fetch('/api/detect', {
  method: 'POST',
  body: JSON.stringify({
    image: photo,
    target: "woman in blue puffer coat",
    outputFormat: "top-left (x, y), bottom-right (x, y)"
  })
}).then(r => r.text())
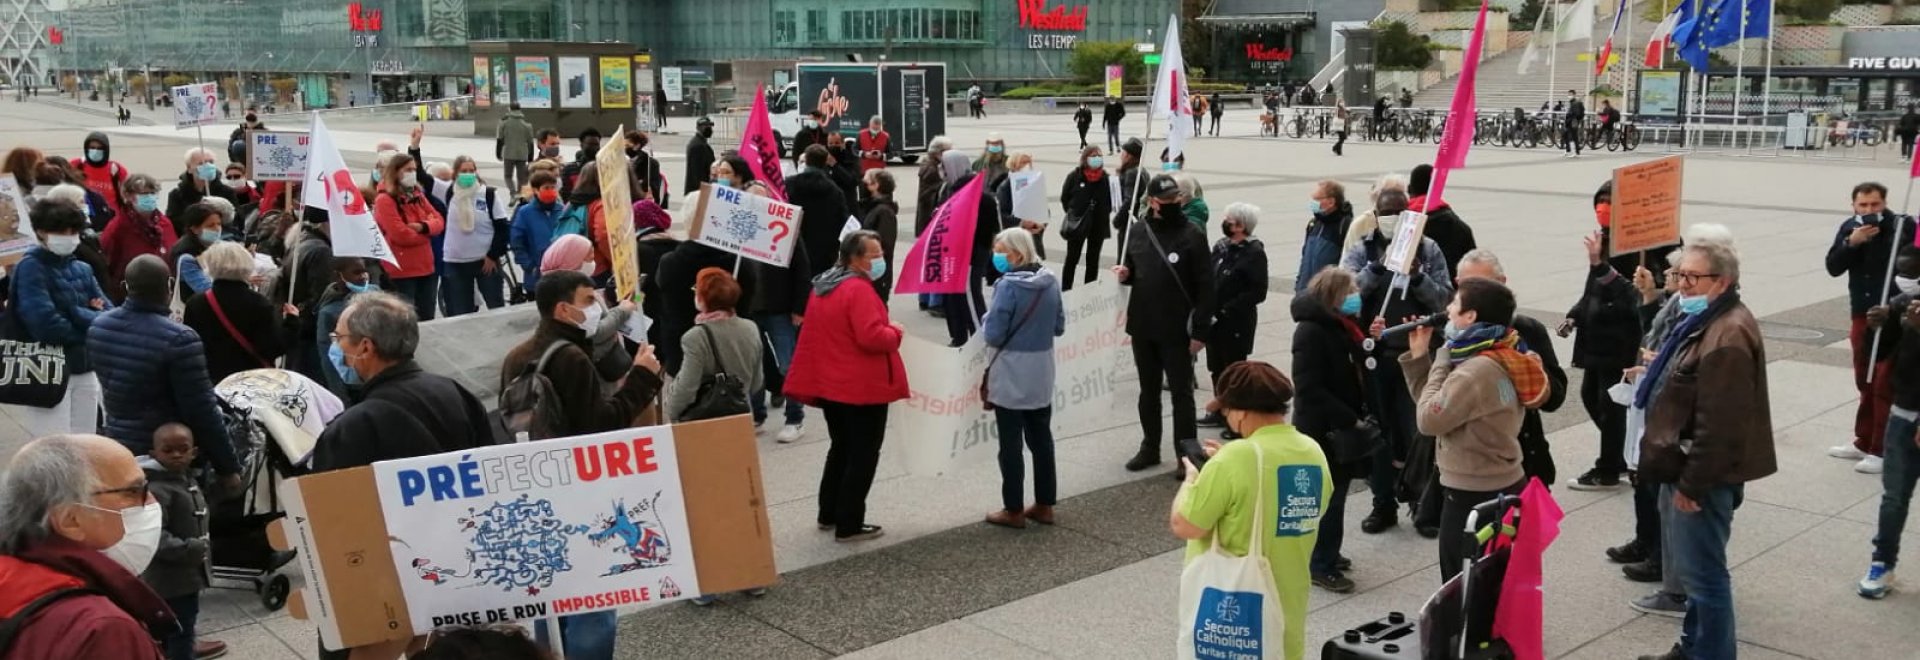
top-left (1, 198), bottom-right (111, 435)
top-left (980, 227), bottom-right (1066, 529)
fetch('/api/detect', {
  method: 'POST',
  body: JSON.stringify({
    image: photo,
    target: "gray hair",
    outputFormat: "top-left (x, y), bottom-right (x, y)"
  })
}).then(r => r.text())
top-left (993, 227), bottom-right (1038, 266)
top-left (40, 183), bottom-right (88, 209)
top-left (372, 149), bottom-right (399, 174)
top-left (0, 435), bottom-right (100, 554)
top-left (1222, 202), bottom-right (1260, 235)
top-left (200, 196), bottom-right (235, 225)
top-left (929, 135), bottom-right (953, 156)
top-left (1683, 242), bottom-right (1741, 283)
top-left (1371, 174), bottom-right (1407, 206)
top-left (1682, 223), bottom-right (1735, 251)
top-left (343, 291), bottom-right (420, 361)
top-left (425, 161), bottom-right (453, 180)
top-left (869, 115), bottom-right (884, 126)
top-left (1458, 248), bottom-right (1506, 279)
top-left (200, 242), bottom-right (255, 282)
top-left (1172, 172), bottom-right (1203, 200)
top-left (183, 147), bottom-right (217, 168)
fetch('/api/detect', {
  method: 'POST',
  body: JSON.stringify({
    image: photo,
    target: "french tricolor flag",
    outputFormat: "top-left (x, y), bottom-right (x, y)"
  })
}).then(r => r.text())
top-left (1595, 0), bottom-right (1627, 76)
top-left (1644, 7), bottom-right (1682, 68)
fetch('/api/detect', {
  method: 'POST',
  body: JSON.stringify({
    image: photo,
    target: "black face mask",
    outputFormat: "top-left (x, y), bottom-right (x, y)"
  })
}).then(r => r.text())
top-left (582, 140), bottom-right (600, 154)
top-left (1156, 202), bottom-right (1184, 225)
top-left (626, 147), bottom-right (642, 158)
top-left (698, 127), bottom-right (713, 138)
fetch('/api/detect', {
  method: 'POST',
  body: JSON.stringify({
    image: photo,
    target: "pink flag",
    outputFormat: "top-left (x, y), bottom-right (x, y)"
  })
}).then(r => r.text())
top-left (1910, 147), bottom-right (1919, 180)
top-left (1429, 0), bottom-right (1490, 205)
top-left (893, 174), bottom-right (985, 295)
top-left (740, 85), bottom-right (787, 201)
top-left (1489, 478), bottom-right (1564, 660)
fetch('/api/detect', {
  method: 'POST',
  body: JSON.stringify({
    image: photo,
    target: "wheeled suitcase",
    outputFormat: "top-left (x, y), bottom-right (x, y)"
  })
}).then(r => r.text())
top-left (1321, 611), bottom-right (1421, 660)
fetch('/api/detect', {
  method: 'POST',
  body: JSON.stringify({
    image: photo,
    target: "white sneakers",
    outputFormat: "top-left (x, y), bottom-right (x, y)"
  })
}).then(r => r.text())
top-left (1859, 561), bottom-right (1895, 599)
top-left (775, 423), bottom-right (804, 444)
top-left (1828, 445), bottom-right (1884, 473)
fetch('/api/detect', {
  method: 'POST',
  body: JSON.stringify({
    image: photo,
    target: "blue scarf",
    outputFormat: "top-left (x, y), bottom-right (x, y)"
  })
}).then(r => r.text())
top-left (1634, 302), bottom-right (1712, 409)
top-left (1445, 322), bottom-right (1520, 362)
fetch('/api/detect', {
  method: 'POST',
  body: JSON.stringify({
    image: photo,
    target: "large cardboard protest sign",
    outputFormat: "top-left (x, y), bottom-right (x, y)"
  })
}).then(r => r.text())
top-left (271, 416), bottom-right (775, 651)
top-left (247, 131), bottom-right (311, 182)
top-left (1610, 155), bottom-right (1685, 257)
top-left (595, 131), bottom-right (641, 301)
top-left (0, 178), bottom-right (34, 266)
top-left (171, 82), bottom-right (220, 129)
top-left (893, 280), bottom-right (1129, 476)
top-left (686, 183), bottom-right (803, 268)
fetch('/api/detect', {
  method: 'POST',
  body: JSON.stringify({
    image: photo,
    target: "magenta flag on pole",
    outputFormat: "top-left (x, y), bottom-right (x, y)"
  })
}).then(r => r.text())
top-left (740, 85), bottom-right (787, 201)
top-left (1430, 0), bottom-right (1490, 203)
top-left (1489, 478), bottom-right (1565, 660)
top-left (894, 174), bottom-right (985, 295)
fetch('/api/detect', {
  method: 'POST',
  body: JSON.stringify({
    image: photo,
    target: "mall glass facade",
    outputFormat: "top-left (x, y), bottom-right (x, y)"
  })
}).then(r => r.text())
top-left (55, 0), bottom-right (1173, 103)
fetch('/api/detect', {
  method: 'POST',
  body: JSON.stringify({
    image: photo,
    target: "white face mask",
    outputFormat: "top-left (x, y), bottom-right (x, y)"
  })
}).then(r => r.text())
top-left (45, 234), bottom-right (81, 256)
top-left (95, 501), bottom-right (163, 575)
top-left (574, 301), bottom-right (604, 335)
top-left (1897, 275), bottom-right (1920, 295)
top-left (1377, 213), bottom-right (1402, 236)
top-left (577, 260), bottom-right (596, 275)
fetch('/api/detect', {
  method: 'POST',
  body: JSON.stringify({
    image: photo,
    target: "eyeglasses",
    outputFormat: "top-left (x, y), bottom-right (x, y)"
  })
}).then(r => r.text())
top-left (328, 332), bottom-right (359, 343)
top-left (1669, 271), bottom-right (1723, 286)
top-left (92, 479), bottom-right (150, 502)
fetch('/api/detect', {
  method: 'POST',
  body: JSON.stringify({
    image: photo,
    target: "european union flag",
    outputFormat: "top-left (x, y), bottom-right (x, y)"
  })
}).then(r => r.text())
top-left (1674, 0), bottom-right (1715, 71)
top-left (1703, 0), bottom-right (1770, 48)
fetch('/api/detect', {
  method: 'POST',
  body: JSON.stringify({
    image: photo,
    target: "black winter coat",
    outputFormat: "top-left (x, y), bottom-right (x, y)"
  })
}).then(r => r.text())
top-left (310, 361), bottom-right (490, 472)
top-left (86, 300), bottom-right (240, 475)
top-left (1209, 238), bottom-right (1268, 353)
top-left (183, 279), bottom-right (288, 384)
top-left (787, 169), bottom-right (853, 279)
top-left (1420, 204), bottom-right (1477, 278)
top-left (915, 159), bottom-right (943, 236)
top-left (1883, 290), bottom-right (1920, 411)
top-left (858, 197), bottom-right (899, 299)
top-left (1113, 164), bottom-right (1147, 234)
top-left (1060, 168), bottom-right (1114, 241)
top-left (684, 133), bottom-right (715, 195)
top-left (945, 172), bottom-right (1004, 281)
top-left (139, 461), bottom-right (209, 599)
top-left (1513, 314), bottom-right (1570, 486)
top-left (1121, 211), bottom-right (1213, 342)
top-left (1565, 262), bottom-right (1644, 369)
top-left (656, 241), bottom-right (752, 376)
top-left (1102, 101), bottom-right (1127, 127)
top-left (164, 173), bottom-right (237, 233)
top-left (1290, 295), bottom-right (1371, 474)
top-left (1827, 213), bottom-right (1918, 315)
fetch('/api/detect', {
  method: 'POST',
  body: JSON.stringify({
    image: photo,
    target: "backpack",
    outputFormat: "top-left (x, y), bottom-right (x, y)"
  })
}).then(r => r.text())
top-left (676, 325), bottom-right (749, 421)
top-left (497, 340), bottom-right (573, 441)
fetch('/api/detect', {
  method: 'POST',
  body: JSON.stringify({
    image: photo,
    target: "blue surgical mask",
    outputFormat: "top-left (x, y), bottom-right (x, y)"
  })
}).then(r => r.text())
top-left (1339, 293), bottom-right (1362, 316)
top-left (198, 229), bottom-right (223, 244)
top-left (1443, 321), bottom-right (1464, 341)
top-left (715, 177), bottom-right (732, 189)
top-left (195, 163), bottom-right (219, 181)
top-left (370, 171), bottom-right (382, 184)
top-left (345, 280), bottom-right (376, 294)
top-left (868, 257), bottom-right (888, 281)
top-left (134, 194), bottom-right (159, 213)
top-left (328, 342), bottom-right (362, 385)
top-left (991, 253), bottom-right (1011, 273)
top-left (987, 145), bottom-right (1004, 154)
top-left (1087, 157), bottom-right (1104, 168)
top-left (1677, 294), bottom-right (1709, 315)
top-left (86, 148), bottom-right (106, 164)
top-left (1308, 201), bottom-right (1323, 216)
top-left (1162, 162), bottom-right (1179, 171)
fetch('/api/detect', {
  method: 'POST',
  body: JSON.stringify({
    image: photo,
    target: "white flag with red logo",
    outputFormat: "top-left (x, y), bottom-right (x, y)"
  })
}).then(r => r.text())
top-left (1147, 13), bottom-right (1193, 162)
top-left (303, 114), bottom-right (395, 266)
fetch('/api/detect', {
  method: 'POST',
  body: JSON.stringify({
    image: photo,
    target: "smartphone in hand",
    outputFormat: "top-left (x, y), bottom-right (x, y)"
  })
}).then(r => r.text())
top-left (1177, 438), bottom-right (1209, 473)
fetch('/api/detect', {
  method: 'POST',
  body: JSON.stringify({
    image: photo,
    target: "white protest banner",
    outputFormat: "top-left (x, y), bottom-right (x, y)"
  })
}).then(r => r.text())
top-left (248, 131), bottom-right (311, 182)
top-left (304, 114), bottom-right (397, 266)
top-left (171, 82), bottom-right (220, 129)
top-left (686, 184), bottom-right (802, 268)
top-left (1383, 210), bottom-right (1429, 275)
top-left (893, 280), bottom-right (1129, 476)
top-left (372, 425), bottom-right (700, 633)
top-left (1009, 170), bottom-right (1050, 223)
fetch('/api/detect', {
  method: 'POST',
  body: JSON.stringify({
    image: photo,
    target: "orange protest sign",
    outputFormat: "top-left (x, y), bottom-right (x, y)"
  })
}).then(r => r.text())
top-left (1609, 155), bottom-right (1684, 257)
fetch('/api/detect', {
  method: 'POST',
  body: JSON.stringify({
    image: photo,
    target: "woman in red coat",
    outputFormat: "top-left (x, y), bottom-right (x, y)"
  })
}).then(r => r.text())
top-left (784, 229), bottom-right (908, 543)
top-left (371, 153), bottom-right (446, 320)
top-left (99, 173), bottom-right (175, 303)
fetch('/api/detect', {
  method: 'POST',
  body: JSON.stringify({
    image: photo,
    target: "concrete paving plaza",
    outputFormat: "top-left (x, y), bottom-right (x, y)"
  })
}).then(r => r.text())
top-left (3, 97), bottom-right (1918, 658)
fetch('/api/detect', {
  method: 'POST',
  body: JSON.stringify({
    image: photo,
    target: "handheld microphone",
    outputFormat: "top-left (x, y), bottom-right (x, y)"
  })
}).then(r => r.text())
top-left (1381, 312), bottom-right (1449, 337)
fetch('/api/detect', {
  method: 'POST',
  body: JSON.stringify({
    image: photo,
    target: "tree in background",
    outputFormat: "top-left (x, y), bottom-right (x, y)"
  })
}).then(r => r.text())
top-left (1374, 21), bottom-right (1435, 70)
top-left (1069, 41), bottom-right (1150, 86)
top-left (1512, 0), bottom-right (1546, 30)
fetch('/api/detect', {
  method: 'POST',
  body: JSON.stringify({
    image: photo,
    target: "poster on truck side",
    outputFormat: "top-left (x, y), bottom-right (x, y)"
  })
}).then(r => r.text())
top-left (371, 426), bottom-right (699, 634)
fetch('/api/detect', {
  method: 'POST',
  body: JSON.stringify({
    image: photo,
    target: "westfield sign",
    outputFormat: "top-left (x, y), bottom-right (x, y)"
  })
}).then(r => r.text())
top-left (1246, 44), bottom-right (1293, 62)
top-left (347, 2), bottom-right (383, 32)
top-left (1018, 0), bottom-right (1088, 32)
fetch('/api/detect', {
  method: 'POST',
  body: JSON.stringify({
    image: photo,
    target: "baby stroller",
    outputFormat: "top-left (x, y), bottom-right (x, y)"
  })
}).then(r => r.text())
top-left (1322, 495), bottom-right (1527, 660)
top-left (207, 369), bottom-right (339, 610)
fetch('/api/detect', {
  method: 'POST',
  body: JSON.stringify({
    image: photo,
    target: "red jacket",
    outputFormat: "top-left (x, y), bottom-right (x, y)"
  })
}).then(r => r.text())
top-left (784, 273), bottom-right (908, 406)
top-left (100, 209), bottom-right (175, 302)
top-left (371, 188), bottom-right (446, 279)
top-left (0, 536), bottom-right (172, 660)
top-left (857, 129), bottom-right (890, 173)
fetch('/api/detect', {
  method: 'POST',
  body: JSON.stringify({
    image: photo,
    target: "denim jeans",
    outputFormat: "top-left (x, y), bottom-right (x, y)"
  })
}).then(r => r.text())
top-left (994, 406), bottom-right (1057, 513)
top-left (163, 593), bottom-right (199, 660)
top-left (533, 611), bottom-right (615, 660)
top-left (751, 314), bottom-right (804, 426)
top-left (1872, 409), bottom-right (1920, 569)
top-left (1310, 475), bottom-right (1351, 576)
top-left (441, 260), bottom-right (505, 317)
top-left (1666, 483), bottom-right (1743, 660)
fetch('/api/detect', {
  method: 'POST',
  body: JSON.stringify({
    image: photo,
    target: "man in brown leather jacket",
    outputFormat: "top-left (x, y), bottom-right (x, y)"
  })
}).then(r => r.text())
top-left (1634, 242), bottom-right (1775, 660)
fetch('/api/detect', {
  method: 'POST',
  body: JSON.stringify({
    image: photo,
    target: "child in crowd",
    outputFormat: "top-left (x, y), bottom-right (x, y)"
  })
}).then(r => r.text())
top-left (140, 422), bottom-right (227, 660)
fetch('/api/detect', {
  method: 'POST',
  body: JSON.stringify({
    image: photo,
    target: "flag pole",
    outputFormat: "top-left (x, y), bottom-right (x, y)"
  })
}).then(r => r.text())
top-left (1867, 178), bottom-right (1917, 381)
top-left (1735, 0), bottom-right (1748, 126)
top-left (1550, 1), bottom-right (1560, 110)
top-left (1585, 0), bottom-right (1595, 104)
top-left (1622, 0), bottom-right (1635, 121)
top-left (1761, 0), bottom-right (1776, 120)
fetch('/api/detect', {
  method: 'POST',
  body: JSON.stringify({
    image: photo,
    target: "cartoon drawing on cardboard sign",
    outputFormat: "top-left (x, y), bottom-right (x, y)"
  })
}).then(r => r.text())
top-left (719, 207), bottom-right (762, 246)
top-left (403, 495), bottom-right (590, 596)
top-left (587, 491), bottom-right (676, 576)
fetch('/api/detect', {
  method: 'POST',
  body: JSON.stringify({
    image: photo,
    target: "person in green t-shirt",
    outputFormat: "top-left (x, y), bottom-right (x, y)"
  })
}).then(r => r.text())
top-left (1171, 361), bottom-right (1333, 660)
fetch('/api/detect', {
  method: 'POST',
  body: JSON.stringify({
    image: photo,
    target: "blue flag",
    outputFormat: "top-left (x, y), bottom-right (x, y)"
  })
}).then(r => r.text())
top-left (1674, 0), bottom-right (1713, 71)
top-left (1742, 0), bottom-right (1772, 39)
